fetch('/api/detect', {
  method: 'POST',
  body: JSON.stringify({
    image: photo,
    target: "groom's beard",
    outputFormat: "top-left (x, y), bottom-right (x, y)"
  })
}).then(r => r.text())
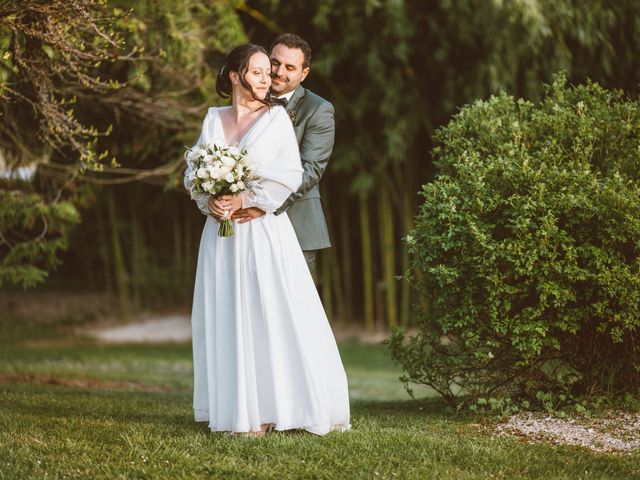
top-left (271, 76), bottom-right (294, 95)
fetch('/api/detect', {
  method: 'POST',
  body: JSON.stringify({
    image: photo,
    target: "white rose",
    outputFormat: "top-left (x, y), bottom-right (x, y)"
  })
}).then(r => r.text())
top-left (234, 165), bottom-right (244, 175)
top-left (235, 181), bottom-right (245, 190)
top-left (221, 155), bottom-right (235, 167)
top-left (208, 165), bottom-right (221, 180)
top-left (227, 145), bottom-right (240, 156)
top-left (203, 154), bottom-right (214, 164)
top-left (196, 146), bottom-right (207, 157)
top-left (218, 166), bottom-right (231, 178)
top-left (224, 173), bottom-right (235, 183)
top-left (202, 181), bottom-right (213, 193)
top-left (230, 184), bottom-right (239, 193)
top-left (197, 167), bottom-right (208, 179)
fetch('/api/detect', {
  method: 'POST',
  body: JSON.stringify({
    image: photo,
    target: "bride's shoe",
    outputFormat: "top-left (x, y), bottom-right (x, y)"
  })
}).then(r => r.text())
top-left (230, 423), bottom-right (274, 438)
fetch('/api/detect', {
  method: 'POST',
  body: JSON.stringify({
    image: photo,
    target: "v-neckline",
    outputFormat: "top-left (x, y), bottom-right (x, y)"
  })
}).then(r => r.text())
top-left (215, 107), bottom-right (267, 147)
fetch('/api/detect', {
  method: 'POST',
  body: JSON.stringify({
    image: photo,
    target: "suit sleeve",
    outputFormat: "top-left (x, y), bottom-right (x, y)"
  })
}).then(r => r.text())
top-left (276, 101), bottom-right (335, 213)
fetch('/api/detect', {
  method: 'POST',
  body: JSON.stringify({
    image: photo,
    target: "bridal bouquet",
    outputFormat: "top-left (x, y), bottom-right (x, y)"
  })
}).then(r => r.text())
top-left (185, 141), bottom-right (255, 237)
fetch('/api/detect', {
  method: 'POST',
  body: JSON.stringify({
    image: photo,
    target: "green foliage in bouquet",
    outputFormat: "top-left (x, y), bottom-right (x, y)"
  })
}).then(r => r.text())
top-left (389, 74), bottom-right (640, 406)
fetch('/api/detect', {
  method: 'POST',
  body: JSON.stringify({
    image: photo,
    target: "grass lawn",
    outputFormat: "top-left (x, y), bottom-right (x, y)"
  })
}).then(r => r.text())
top-left (0, 316), bottom-right (638, 479)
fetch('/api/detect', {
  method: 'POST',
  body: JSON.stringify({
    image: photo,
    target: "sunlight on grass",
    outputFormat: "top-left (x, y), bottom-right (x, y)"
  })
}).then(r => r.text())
top-left (0, 317), bottom-right (638, 479)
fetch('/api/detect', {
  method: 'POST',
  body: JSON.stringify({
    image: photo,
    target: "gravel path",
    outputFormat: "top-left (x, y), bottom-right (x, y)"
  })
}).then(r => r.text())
top-left (498, 411), bottom-right (640, 453)
top-left (79, 315), bottom-right (192, 343)
top-left (78, 315), bottom-right (389, 344)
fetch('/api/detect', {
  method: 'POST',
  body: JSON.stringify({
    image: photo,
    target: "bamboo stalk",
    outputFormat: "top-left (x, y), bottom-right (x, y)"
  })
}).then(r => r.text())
top-left (322, 188), bottom-right (346, 323)
top-left (96, 190), bottom-right (114, 295)
top-left (359, 191), bottom-right (375, 331)
top-left (379, 187), bottom-right (398, 327)
top-left (130, 212), bottom-right (143, 309)
top-left (339, 199), bottom-right (353, 322)
top-left (96, 192), bottom-right (112, 295)
top-left (173, 202), bottom-right (183, 304)
top-left (107, 189), bottom-right (131, 316)
top-left (400, 190), bottom-right (412, 326)
top-left (184, 203), bottom-right (193, 289)
top-left (328, 241), bottom-right (346, 324)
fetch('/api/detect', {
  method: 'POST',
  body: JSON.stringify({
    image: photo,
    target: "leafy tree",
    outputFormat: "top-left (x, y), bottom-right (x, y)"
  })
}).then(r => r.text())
top-left (0, 0), bottom-right (127, 288)
top-left (0, 0), bottom-right (245, 291)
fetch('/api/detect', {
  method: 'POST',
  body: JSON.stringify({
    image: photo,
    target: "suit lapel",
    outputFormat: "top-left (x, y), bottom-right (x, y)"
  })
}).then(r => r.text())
top-left (286, 85), bottom-right (306, 121)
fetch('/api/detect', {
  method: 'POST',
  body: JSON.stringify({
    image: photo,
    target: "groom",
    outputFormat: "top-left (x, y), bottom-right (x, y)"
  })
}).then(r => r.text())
top-left (234, 33), bottom-right (335, 275)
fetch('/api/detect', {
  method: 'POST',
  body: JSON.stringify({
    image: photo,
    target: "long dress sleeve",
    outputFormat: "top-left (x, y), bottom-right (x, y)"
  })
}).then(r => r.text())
top-left (241, 107), bottom-right (302, 214)
top-left (241, 180), bottom-right (296, 214)
top-left (184, 112), bottom-right (211, 216)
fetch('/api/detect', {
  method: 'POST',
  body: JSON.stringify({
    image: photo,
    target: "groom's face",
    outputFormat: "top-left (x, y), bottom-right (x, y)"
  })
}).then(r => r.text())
top-left (270, 44), bottom-right (309, 95)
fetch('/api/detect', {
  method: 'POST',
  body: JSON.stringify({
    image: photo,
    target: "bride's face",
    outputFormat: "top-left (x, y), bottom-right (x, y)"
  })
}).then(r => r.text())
top-left (238, 52), bottom-right (272, 101)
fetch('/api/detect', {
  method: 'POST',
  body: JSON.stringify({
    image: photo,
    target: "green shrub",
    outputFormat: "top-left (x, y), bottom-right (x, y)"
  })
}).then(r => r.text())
top-left (389, 75), bottom-right (640, 406)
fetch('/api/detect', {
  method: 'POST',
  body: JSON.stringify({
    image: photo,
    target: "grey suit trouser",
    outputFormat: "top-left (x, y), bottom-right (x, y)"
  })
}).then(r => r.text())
top-left (303, 250), bottom-right (317, 282)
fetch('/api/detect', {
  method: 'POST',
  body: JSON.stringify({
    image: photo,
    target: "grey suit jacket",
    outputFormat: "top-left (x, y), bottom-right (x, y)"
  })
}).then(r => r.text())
top-left (275, 85), bottom-right (334, 251)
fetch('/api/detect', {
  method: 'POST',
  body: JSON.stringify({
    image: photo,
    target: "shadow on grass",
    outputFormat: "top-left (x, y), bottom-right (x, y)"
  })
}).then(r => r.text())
top-left (0, 381), bottom-right (460, 433)
top-left (0, 384), bottom-right (191, 427)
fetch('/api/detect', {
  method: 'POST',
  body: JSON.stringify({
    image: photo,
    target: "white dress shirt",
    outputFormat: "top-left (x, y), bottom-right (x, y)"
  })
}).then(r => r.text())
top-left (278, 89), bottom-right (296, 103)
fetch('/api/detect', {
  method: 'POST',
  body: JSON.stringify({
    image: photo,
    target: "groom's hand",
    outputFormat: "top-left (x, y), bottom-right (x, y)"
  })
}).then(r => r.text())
top-left (233, 207), bottom-right (265, 223)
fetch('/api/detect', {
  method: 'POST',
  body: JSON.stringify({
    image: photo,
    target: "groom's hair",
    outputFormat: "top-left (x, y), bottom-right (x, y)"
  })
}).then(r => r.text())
top-left (270, 33), bottom-right (312, 69)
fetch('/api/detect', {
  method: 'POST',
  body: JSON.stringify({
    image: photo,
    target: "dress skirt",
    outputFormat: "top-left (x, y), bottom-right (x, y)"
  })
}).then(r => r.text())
top-left (190, 213), bottom-right (350, 435)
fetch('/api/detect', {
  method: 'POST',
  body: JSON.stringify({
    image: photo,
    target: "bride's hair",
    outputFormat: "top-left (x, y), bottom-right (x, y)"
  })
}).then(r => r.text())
top-left (216, 44), bottom-right (275, 107)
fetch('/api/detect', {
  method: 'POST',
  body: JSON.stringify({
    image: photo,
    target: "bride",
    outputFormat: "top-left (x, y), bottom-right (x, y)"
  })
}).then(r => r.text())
top-left (184, 43), bottom-right (350, 436)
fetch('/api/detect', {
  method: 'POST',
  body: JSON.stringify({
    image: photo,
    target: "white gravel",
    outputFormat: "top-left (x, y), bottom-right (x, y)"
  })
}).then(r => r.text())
top-left (77, 315), bottom-right (389, 344)
top-left (497, 411), bottom-right (640, 453)
top-left (79, 315), bottom-right (192, 343)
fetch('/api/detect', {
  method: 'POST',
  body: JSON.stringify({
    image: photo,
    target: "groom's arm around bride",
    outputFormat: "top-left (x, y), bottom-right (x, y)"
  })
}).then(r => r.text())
top-left (235, 33), bottom-right (335, 275)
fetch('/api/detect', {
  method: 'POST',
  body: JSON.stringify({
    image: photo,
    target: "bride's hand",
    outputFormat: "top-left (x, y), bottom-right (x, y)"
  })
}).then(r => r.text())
top-left (209, 194), bottom-right (242, 219)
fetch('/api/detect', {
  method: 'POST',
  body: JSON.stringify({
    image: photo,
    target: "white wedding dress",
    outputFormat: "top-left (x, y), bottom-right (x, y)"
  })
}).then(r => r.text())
top-left (185, 105), bottom-right (350, 435)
